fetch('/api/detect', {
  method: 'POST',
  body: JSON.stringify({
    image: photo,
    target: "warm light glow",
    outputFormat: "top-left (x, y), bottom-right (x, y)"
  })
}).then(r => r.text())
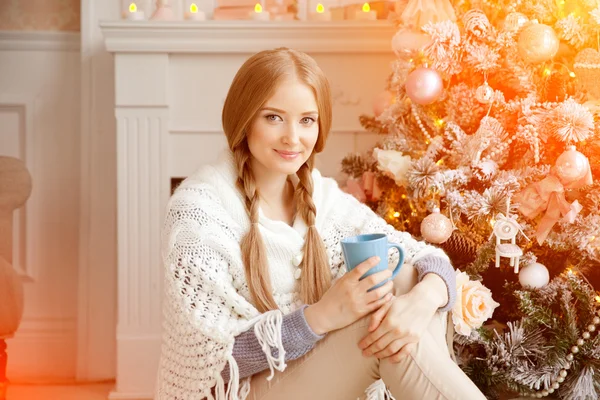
top-left (434, 118), bottom-right (445, 127)
top-left (490, 217), bottom-right (496, 227)
top-left (559, 0), bottom-right (565, 4)
top-left (589, 235), bottom-right (596, 242)
top-left (190, 3), bottom-right (198, 13)
top-left (543, 68), bottom-right (552, 77)
top-left (316, 3), bottom-right (325, 13)
top-left (393, 212), bottom-right (400, 218)
top-left (569, 71), bottom-right (576, 78)
top-left (362, 2), bottom-right (371, 12)
top-left (401, 194), bottom-right (407, 199)
top-left (255, 3), bottom-right (263, 13)
top-left (436, 159), bottom-right (444, 166)
top-left (129, 2), bottom-right (137, 12)
top-left (567, 268), bottom-right (574, 275)
top-left (596, 295), bottom-right (600, 303)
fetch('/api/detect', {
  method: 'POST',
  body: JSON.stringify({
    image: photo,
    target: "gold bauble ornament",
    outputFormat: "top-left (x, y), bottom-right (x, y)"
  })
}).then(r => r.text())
top-left (420, 208), bottom-right (453, 244)
top-left (518, 23), bottom-right (559, 64)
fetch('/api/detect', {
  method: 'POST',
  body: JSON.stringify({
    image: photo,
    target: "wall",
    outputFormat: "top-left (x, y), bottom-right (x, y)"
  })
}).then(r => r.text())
top-left (0, 30), bottom-right (81, 381)
top-left (0, 0), bottom-right (80, 31)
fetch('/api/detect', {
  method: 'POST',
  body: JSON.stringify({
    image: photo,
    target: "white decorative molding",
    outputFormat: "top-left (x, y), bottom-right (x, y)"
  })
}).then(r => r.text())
top-left (0, 31), bottom-right (80, 52)
top-left (111, 107), bottom-right (169, 398)
top-left (100, 21), bottom-right (396, 53)
top-left (0, 94), bottom-right (37, 282)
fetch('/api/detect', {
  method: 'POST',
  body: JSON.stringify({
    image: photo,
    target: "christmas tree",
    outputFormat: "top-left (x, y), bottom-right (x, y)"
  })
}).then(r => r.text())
top-left (341, 0), bottom-right (600, 398)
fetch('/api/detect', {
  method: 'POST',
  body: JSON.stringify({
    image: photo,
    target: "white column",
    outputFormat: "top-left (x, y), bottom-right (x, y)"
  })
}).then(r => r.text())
top-left (110, 54), bottom-right (170, 399)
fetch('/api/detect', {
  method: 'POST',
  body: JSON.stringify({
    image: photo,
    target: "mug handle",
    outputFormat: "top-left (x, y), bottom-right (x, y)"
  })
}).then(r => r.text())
top-left (388, 243), bottom-right (405, 279)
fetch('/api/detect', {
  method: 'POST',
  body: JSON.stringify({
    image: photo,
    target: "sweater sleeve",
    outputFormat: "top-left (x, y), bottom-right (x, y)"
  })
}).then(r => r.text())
top-left (220, 305), bottom-right (325, 382)
top-left (413, 255), bottom-right (457, 312)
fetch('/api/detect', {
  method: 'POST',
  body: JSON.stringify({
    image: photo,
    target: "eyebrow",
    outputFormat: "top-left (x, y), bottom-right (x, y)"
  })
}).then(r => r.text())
top-left (261, 107), bottom-right (318, 115)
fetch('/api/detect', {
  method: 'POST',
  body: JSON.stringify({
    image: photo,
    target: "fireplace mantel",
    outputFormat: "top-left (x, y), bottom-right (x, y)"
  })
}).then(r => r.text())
top-left (101, 21), bottom-right (395, 399)
top-left (100, 20), bottom-right (396, 53)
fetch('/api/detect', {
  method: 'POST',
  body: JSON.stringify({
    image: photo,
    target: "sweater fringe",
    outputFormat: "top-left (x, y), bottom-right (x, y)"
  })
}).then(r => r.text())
top-left (365, 379), bottom-right (396, 400)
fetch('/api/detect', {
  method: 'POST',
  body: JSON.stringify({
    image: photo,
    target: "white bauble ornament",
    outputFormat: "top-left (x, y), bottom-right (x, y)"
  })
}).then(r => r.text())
top-left (517, 23), bottom-right (559, 64)
top-left (519, 262), bottom-right (550, 289)
top-left (475, 82), bottom-right (495, 104)
top-left (420, 207), bottom-right (453, 244)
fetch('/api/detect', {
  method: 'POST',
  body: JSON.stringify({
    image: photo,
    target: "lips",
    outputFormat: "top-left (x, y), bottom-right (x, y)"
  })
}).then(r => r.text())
top-left (274, 149), bottom-right (301, 160)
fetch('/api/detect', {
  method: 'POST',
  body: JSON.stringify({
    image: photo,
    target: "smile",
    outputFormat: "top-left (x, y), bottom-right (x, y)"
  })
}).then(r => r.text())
top-left (274, 150), bottom-right (301, 160)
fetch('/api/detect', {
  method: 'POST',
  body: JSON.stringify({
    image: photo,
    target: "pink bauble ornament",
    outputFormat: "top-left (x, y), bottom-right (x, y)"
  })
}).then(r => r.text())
top-left (420, 208), bottom-right (453, 244)
top-left (518, 262), bottom-right (549, 289)
top-left (391, 29), bottom-right (431, 56)
top-left (554, 145), bottom-right (591, 185)
top-left (517, 23), bottom-right (559, 64)
top-left (405, 67), bottom-right (443, 105)
top-left (373, 91), bottom-right (394, 117)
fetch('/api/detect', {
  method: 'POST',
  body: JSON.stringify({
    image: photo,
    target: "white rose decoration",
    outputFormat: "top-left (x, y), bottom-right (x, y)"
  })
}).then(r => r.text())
top-left (373, 148), bottom-right (412, 186)
top-left (452, 271), bottom-right (500, 337)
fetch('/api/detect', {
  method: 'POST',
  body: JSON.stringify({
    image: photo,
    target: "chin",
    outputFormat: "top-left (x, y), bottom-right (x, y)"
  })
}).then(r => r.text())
top-left (268, 151), bottom-right (307, 175)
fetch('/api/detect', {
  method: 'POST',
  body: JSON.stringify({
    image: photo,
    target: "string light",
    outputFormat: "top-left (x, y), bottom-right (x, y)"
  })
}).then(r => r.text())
top-left (393, 211), bottom-right (400, 218)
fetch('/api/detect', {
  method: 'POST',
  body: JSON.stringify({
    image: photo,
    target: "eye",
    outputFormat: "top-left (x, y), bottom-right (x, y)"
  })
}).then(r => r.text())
top-left (266, 114), bottom-right (283, 122)
top-left (301, 117), bottom-right (316, 125)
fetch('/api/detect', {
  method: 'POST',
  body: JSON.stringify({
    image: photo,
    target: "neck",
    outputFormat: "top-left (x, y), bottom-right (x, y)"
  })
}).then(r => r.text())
top-left (250, 158), bottom-right (292, 206)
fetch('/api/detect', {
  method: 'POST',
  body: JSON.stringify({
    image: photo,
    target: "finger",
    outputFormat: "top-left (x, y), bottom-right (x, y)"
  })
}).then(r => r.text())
top-left (359, 269), bottom-right (393, 293)
top-left (372, 338), bottom-right (404, 359)
top-left (389, 342), bottom-right (417, 364)
top-left (358, 320), bottom-right (389, 350)
top-left (368, 294), bottom-right (394, 331)
top-left (365, 280), bottom-right (394, 303)
top-left (351, 256), bottom-right (381, 280)
top-left (363, 331), bottom-right (396, 357)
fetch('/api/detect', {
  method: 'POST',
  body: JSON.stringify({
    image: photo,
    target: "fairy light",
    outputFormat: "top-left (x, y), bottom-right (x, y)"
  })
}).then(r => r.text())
top-left (434, 118), bottom-right (445, 127)
top-left (490, 217), bottom-right (496, 227)
top-left (129, 2), bottom-right (138, 12)
top-left (436, 159), bottom-right (444, 166)
top-left (596, 295), bottom-right (600, 303)
top-left (401, 194), bottom-right (407, 199)
top-left (569, 71), bottom-right (576, 78)
top-left (543, 68), bottom-right (552, 77)
top-left (393, 212), bottom-right (400, 218)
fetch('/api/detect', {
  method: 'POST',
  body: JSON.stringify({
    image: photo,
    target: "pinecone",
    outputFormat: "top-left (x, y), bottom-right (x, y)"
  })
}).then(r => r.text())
top-left (440, 230), bottom-right (478, 265)
top-left (359, 115), bottom-right (388, 134)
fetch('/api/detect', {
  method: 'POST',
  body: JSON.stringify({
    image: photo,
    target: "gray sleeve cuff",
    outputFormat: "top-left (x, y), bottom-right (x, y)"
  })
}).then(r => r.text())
top-left (414, 256), bottom-right (457, 312)
top-left (220, 305), bottom-right (326, 382)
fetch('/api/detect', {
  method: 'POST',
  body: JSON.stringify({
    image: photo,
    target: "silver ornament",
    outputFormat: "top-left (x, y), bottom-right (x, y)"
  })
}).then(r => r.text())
top-left (577, 339), bottom-right (584, 346)
top-left (571, 346), bottom-right (579, 354)
top-left (559, 369), bottom-right (567, 377)
top-left (583, 332), bottom-right (591, 339)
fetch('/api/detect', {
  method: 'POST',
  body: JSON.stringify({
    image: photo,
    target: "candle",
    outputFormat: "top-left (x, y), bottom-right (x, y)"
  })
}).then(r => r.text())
top-left (310, 3), bottom-right (331, 21)
top-left (251, 3), bottom-right (271, 20)
top-left (126, 2), bottom-right (145, 20)
top-left (355, 2), bottom-right (376, 20)
top-left (185, 2), bottom-right (206, 20)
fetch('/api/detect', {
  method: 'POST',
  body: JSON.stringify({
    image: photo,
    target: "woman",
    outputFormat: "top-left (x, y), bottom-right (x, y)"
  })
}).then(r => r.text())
top-left (155, 48), bottom-right (485, 400)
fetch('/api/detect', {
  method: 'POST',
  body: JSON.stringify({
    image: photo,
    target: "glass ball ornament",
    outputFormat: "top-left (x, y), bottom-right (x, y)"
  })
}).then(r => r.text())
top-left (504, 12), bottom-right (529, 32)
top-left (554, 145), bottom-right (591, 185)
top-left (391, 29), bottom-right (431, 56)
top-left (518, 262), bottom-right (550, 289)
top-left (420, 207), bottom-right (453, 244)
top-left (475, 82), bottom-right (495, 104)
top-left (594, 316), bottom-right (600, 324)
top-left (518, 23), bottom-right (559, 64)
top-left (583, 332), bottom-right (591, 339)
top-left (405, 67), bottom-right (444, 105)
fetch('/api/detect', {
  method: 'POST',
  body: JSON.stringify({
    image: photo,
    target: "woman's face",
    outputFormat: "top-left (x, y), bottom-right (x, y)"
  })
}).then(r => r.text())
top-left (247, 78), bottom-right (320, 177)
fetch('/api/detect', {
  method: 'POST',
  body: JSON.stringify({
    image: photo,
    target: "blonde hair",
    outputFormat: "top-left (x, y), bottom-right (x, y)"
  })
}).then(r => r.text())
top-left (222, 48), bottom-right (333, 313)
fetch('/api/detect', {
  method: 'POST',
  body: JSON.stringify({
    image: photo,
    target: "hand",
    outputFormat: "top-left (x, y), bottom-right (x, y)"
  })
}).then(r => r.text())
top-left (357, 282), bottom-right (441, 363)
top-left (304, 256), bottom-right (395, 335)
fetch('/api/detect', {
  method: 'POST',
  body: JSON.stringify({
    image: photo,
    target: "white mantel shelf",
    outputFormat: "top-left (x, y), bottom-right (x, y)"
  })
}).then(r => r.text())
top-left (100, 20), bottom-right (397, 53)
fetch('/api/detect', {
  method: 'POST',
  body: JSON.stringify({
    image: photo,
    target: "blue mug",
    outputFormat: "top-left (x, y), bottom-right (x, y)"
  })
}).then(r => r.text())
top-left (340, 233), bottom-right (405, 292)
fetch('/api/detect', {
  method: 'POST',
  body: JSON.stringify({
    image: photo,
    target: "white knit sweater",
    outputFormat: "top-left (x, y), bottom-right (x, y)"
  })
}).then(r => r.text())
top-left (155, 150), bottom-right (451, 400)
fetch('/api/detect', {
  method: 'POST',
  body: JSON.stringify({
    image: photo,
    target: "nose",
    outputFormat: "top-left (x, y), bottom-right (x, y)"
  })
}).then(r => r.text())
top-left (282, 122), bottom-right (300, 146)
